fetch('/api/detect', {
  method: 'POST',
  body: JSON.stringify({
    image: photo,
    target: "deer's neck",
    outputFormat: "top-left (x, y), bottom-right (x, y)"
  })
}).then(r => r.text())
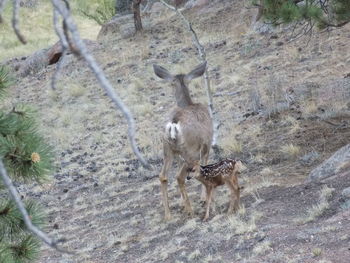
top-left (175, 76), bottom-right (193, 107)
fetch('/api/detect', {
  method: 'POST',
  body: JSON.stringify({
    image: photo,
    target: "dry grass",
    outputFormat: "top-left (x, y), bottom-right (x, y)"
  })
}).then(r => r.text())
top-left (301, 100), bottom-right (318, 117)
top-left (296, 185), bottom-right (335, 224)
top-left (280, 143), bottom-right (301, 159)
top-left (253, 240), bottom-right (272, 255)
top-left (227, 210), bottom-right (262, 235)
top-left (312, 247), bottom-right (322, 257)
top-left (68, 84), bottom-right (87, 98)
top-left (187, 249), bottom-right (201, 261)
top-left (0, 1), bottom-right (100, 62)
top-left (220, 136), bottom-right (243, 154)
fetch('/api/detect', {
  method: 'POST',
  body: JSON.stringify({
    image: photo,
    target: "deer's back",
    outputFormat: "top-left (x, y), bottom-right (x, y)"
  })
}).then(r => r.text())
top-left (166, 103), bottom-right (213, 159)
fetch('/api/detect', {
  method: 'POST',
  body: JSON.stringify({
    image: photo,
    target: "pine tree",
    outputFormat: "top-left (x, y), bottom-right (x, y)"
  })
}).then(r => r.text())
top-left (254, 0), bottom-right (350, 28)
top-left (0, 65), bottom-right (54, 263)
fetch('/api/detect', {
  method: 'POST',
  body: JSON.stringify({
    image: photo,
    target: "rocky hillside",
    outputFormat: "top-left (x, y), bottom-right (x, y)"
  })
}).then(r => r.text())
top-left (2, 0), bottom-right (350, 262)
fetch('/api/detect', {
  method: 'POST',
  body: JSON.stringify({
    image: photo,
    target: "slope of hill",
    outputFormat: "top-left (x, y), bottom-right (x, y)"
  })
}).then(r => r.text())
top-left (1, 0), bottom-right (350, 262)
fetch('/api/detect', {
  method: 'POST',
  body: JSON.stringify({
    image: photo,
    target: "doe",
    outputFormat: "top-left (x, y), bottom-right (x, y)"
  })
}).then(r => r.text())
top-left (153, 62), bottom-right (213, 220)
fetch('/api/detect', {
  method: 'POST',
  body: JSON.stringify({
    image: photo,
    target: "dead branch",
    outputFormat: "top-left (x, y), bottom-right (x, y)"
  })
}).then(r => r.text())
top-left (51, 0), bottom-right (150, 169)
top-left (12, 0), bottom-right (27, 44)
top-left (132, 0), bottom-right (143, 32)
top-left (159, 0), bottom-right (218, 146)
top-left (51, 8), bottom-right (69, 90)
top-left (0, 159), bottom-right (72, 254)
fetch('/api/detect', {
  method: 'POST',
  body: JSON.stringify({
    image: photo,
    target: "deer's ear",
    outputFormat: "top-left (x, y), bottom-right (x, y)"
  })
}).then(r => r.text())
top-left (153, 64), bottom-right (174, 81)
top-left (184, 61), bottom-right (207, 82)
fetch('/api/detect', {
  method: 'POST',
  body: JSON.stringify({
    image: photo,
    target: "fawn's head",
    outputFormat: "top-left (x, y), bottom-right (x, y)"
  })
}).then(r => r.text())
top-left (153, 62), bottom-right (207, 107)
top-left (233, 160), bottom-right (243, 174)
top-left (186, 160), bottom-right (201, 180)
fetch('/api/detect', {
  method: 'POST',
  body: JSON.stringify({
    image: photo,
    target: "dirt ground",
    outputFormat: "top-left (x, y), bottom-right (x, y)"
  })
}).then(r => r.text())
top-left (3, 0), bottom-right (350, 262)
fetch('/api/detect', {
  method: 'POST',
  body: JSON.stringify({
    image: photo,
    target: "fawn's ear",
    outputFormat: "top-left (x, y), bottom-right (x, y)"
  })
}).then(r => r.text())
top-left (184, 61), bottom-right (207, 82)
top-left (153, 64), bottom-right (174, 81)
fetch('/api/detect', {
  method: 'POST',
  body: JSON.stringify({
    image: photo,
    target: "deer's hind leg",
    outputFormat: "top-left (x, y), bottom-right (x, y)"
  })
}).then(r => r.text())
top-left (176, 163), bottom-right (193, 216)
top-left (226, 175), bottom-right (240, 214)
top-left (159, 142), bottom-right (174, 220)
top-left (200, 144), bottom-right (210, 202)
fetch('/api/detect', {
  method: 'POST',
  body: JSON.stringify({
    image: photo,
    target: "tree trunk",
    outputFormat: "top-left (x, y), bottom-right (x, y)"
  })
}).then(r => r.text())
top-left (132, 0), bottom-right (143, 32)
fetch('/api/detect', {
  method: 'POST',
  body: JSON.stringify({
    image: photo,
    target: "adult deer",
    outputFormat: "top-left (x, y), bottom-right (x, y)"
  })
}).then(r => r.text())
top-left (153, 61), bottom-right (213, 220)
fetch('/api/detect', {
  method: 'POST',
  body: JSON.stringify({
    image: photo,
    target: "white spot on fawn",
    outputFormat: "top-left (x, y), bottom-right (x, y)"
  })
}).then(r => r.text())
top-left (166, 122), bottom-right (181, 140)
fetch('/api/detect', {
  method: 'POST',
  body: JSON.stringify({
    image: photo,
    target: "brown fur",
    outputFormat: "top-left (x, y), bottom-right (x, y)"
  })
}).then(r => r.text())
top-left (189, 159), bottom-right (242, 221)
top-left (153, 62), bottom-right (213, 220)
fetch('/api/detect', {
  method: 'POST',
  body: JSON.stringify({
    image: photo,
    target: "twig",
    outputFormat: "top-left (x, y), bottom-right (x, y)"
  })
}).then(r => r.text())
top-left (51, 0), bottom-right (150, 169)
top-left (0, 0), bottom-right (8, 23)
top-left (0, 159), bottom-right (72, 254)
top-left (51, 8), bottom-right (69, 90)
top-left (12, 0), bottom-right (27, 44)
top-left (51, 48), bottom-right (68, 90)
top-left (213, 91), bottom-right (241, 97)
top-left (159, 0), bottom-right (218, 145)
top-left (53, 8), bottom-right (68, 49)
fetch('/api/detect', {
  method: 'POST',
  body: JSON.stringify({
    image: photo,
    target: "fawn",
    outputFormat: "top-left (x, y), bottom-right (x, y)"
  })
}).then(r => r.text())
top-left (188, 159), bottom-right (242, 221)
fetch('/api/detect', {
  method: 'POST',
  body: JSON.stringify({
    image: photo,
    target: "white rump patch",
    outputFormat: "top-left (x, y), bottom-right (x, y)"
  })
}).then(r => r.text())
top-left (165, 122), bottom-right (181, 140)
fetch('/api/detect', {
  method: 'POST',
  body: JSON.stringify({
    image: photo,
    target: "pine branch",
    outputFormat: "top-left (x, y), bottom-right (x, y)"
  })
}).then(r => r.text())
top-left (51, 0), bottom-right (150, 169)
top-left (0, 159), bottom-right (72, 254)
top-left (159, 0), bottom-right (218, 146)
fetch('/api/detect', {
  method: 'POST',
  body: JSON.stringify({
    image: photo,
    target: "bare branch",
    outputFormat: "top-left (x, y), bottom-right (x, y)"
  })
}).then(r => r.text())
top-left (53, 8), bottom-right (68, 49)
top-left (159, 0), bottom-right (217, 145)
top-left (51, 8), bottom-right (69, 90)
top-left (132, 0), bottom-right (143, 32)
top-left (12, 0), bottom-right (27, 44)
top-left (51, 48), bottom-right (68, 90)
top-left (0, 0), bottom-right (8, 23)
top-left (0, 159), bottom-right (72, 253)
top-left (51, 0), bottom-right (150, 169)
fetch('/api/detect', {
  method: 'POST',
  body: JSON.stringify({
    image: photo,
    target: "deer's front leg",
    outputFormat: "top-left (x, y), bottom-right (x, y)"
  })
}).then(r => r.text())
top-left (226, 176), bottom-right (240, 214)
top-left (159, 143), bottom-right (174, 221)
top-left (177, 163), bottom-right (193, 216)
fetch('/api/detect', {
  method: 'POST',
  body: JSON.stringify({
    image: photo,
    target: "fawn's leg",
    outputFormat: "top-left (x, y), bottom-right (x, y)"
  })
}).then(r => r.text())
top-left (177, 163), bottom-right (193, 216)
top-left (200, 144), bottom-right (210, 202)
top-left (226, 175), bottom-right (240, 214)
top-left (204, 185), bottom-right (214, 221)
top-left (159, 143), bottom-right (174, 220)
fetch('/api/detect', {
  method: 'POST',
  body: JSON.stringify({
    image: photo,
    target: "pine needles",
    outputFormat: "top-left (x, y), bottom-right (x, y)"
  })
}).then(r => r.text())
top-left (0, 65), bottom-right (54, 262)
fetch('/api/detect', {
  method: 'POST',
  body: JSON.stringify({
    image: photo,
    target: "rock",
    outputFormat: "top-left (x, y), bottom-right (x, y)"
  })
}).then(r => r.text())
top-left (342, 187), bottom-right (350, 198)
top-left (307, 144), bottom-right (350, 182)
top-left (115, 0), bottom-right (133, 15)
top-left (14, 40), bottom-right (98, 77)
top-left (98, 14), bottom-right (152, 41)
top-left (97, 14), bottom-right (134, 40)
top-left (120, 23), bottom-right (136, 39)
top-left (184, 0), bottom-right (209, 9)
top-left (299, 151), bottom-right (319, 166)
top-left (252, 22), bottom-right (275, 35)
